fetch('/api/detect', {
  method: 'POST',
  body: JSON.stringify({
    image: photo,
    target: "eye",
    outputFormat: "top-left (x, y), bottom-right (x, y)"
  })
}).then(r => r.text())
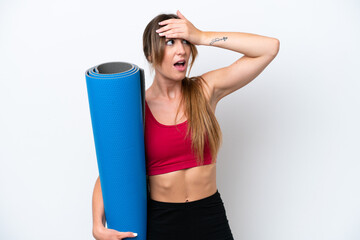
top-left (166, 39), bottom-right (174, 46)
top-left (182, 39), bottom-right (190, 45)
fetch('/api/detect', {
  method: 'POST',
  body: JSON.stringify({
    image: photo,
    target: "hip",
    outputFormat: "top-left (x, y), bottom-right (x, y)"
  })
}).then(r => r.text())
top-left (147, 189), bottom-right (234, 240)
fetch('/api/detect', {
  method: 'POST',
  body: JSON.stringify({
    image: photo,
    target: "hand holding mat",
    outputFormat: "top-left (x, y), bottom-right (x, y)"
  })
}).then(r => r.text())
top-left (85, 62), bottom-right (147, 239)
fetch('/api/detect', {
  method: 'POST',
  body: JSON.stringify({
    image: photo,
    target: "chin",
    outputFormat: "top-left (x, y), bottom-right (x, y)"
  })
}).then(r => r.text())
top-left (175, 74), bottom-right (186, 81)
top-left (175, 70), bottom-right (188, 80)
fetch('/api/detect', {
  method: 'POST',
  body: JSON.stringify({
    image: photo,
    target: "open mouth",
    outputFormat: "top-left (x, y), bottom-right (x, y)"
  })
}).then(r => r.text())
top-left (174, 60), bottom-right (186, 67)
top-left (173, 60), bottom-right (187, 72)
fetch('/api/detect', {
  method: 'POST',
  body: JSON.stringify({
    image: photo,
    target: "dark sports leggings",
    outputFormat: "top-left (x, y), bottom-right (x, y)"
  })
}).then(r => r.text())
top-left (146, 189), bottom-right (234, 240)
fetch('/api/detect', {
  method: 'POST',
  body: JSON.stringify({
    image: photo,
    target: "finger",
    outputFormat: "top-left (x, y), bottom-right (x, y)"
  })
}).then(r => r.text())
top-left (177, 10), bottom-right (187, 20)
top-left (119, 232), bottom-right (138, 238)
top-left (158, 29), bottom-right (176, 37)
top-left (159, 18), bottom-right (184, 26)
top-left (158, 19), bottom-right (175, 26)
top-left (159, 28), bottom-right (185, 38)
top-left (156, 24), bottom-right (173, 33)
top-left (163, 32), bottom-right (184, 39)
top-left (156, 24), bottom-right (182, 33)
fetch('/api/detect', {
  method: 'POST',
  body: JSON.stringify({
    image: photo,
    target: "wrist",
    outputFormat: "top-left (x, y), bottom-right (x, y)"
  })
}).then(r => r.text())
top-left (93, 223), bottom-right (105, 236)
top-left (198, 31), bottom-right (209, 46)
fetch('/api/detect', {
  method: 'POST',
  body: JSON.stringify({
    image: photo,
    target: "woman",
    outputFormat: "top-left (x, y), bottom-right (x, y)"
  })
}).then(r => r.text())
top-left (92, 10), bottom-right (279, 240)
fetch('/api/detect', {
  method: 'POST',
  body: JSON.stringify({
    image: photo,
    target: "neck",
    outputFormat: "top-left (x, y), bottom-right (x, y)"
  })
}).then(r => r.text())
top-left (151, 72), bottom-right (183, 102)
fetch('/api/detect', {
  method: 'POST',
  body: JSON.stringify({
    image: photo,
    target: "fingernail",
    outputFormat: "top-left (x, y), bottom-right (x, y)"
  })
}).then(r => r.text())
top-left (158, 22), bottom-right (162, 25)
top-left (133, 233), bottom-right (138, 237)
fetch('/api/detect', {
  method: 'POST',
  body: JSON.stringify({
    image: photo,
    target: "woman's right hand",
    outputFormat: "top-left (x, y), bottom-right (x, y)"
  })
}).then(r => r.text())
top-left (93, 226), bottom-right (138, 240)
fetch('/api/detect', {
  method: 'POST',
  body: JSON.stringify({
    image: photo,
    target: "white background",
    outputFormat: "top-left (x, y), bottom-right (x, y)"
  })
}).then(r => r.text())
top-left (0, 0), bottom-right (359, 239)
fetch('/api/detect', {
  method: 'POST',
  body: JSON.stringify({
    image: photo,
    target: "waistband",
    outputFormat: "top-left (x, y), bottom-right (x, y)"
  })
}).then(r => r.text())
top-left (147, 189), bottom-right (222, 209)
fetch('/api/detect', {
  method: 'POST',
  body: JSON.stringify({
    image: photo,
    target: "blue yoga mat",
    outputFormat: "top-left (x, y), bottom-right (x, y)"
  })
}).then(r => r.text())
top-left (85, 62), bottom-right (147, 239)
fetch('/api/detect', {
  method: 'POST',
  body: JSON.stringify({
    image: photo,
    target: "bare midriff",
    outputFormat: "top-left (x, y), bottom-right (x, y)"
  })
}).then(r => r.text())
top-left (148, 160), bottom-right (217, 203)
top-left (146, 82), bottom-right (219, 203)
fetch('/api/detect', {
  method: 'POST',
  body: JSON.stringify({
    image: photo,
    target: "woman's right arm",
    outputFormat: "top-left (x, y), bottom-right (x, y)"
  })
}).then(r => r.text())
top-left (92, 176), bottom-right (138, 239)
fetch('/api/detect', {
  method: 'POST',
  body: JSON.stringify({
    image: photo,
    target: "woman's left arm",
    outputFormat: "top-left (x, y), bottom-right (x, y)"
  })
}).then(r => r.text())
top-left (199, 31), bottom-right (280, 103)
top-left (157, 10), bottom-right (280, 103)
top-left (200, 31), bottom-right (279, 58)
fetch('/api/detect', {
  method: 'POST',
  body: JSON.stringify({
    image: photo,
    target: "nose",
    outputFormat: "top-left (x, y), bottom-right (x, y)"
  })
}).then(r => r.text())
top-left (175, 40), bottom-right (186, 55)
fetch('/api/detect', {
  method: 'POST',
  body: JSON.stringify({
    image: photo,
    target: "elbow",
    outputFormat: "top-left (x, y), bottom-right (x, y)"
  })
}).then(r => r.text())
top-left (269, 38), bottom-right (280, 57)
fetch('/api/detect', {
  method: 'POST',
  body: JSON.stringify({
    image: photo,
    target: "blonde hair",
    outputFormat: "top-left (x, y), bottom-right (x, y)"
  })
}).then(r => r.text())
top-left (143, 13), bottom-right (222, 165)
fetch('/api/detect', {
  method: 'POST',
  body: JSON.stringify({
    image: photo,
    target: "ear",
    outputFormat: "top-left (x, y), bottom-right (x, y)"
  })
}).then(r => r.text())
top-left (147, 55), bottom-right (152, 62)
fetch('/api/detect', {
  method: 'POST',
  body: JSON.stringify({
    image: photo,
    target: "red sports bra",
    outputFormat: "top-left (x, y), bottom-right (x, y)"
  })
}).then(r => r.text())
top-left (144, 100), bottom-right (213, 176)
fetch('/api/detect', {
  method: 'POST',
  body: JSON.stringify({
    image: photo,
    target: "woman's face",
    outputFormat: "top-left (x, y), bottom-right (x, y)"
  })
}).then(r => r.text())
top-left (154, 38), bottom-right (191, 81)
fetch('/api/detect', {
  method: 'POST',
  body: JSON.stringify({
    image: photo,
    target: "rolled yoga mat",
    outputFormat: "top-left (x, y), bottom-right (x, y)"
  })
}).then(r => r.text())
top-left (85, 62), bottom-right (147, 239)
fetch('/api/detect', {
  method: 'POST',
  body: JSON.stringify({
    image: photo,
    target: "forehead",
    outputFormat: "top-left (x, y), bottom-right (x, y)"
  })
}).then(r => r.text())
top-left (164, 37), bottom-right (185, 41)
